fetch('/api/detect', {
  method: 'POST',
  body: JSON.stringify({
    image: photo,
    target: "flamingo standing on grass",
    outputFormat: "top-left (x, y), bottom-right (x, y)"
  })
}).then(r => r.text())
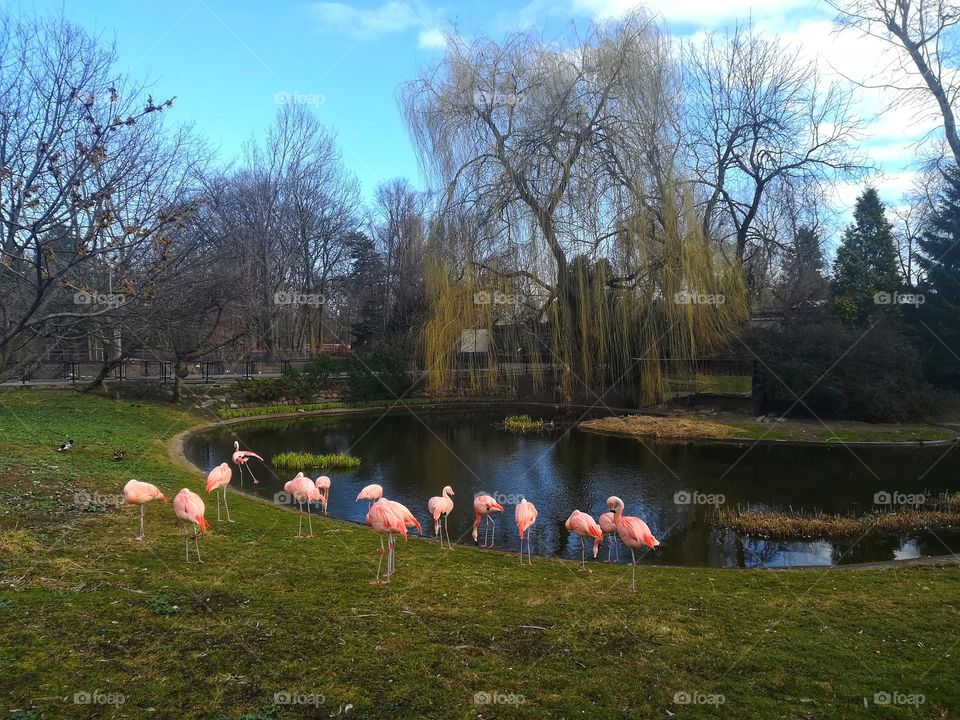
top-left (607, 496), bottom-right (659, 591)
top-left (599, 510), bottom-right (619, 561)
top-left (472, 494), bottom-right (504, 548)
top-left (286, 473), bottom-right (320, 538)
top-left (356, 484), bottom-right (386, 553)
top-left (123, 480), bottom-right (167, 540)
top-left (314, 475), bottom-right (331, 514)
top-left (173, 488), bottom-right (209, 563)
top-left (231, 441), bottom-right (264, 486)
top-left (427, 486), bottom-right (455, 549)
top-left (515, 497), bottom-right (538, 565)
top-left (205, 462), bottom-right (234, 523)
top-left (383, 499), bottom-right (421, 575)
top-left (565, 510), bottom-right (603, 570)
top-left (365, 498), bottom-right (407, 585)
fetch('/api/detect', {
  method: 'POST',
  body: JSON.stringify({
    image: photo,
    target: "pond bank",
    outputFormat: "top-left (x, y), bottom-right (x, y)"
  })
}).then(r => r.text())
top-left (580, 413), bottom-right (959, 446)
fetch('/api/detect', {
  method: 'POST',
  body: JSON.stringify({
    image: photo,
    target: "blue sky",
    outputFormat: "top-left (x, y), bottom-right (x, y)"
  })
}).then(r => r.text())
top-left (9, 0), bottom-right (937, 210)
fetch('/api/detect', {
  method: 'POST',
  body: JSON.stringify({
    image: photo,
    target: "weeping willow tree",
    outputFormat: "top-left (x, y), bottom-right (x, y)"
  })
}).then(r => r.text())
top-left (404, 12), bottom-right (749, 405)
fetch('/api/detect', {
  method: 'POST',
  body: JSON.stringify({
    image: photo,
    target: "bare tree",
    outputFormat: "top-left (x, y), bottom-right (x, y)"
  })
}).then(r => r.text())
top-left (831, 0), bottom-right (960, 167)
top-left (0, 12), bottom-right (198, 379)
top-left (684, 23), bottom-right (866, 277)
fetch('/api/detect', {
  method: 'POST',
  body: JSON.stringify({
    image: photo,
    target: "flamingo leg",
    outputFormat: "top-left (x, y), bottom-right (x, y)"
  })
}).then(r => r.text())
top-left (248, 464), bottom-right (260, 485)
top-left (297, 501), bottom-right (304, 538)
top-left (216, 491), bottom-right (221, 522)
top-left (183, 525), bottom-right (189, 562)
top-left (527, 532), bottom-right (533, 565)
top-left (372, 539), bottom-right (385, 584)
top-left (489, 516), bottom-right (497, 547)
top-left (580, 537), bottom-right (587, 571)
top-left (614, 536), bottom-right (619, 562)
top-left (223, 488), bottom-right (233, 523)
top-left (137, 505), bottom-right (145, 541)
top-left (631, 548), bottom-right (637, 592)
top-left (519, 531), bottom-right (523, 564)
top-left (237, 463), bottom-right (243, 488)
top-left (444, 514), bottom-right (451, 549)
top-left (307, 504), bottom-right (314, 538)
top-left (194, 524), bottom-right (203, 563)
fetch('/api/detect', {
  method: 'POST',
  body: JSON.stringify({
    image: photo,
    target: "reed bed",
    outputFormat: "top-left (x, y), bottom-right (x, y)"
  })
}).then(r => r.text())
top-left (715, 492), bottom-right (960, 539)
top-left (502, 414), bottom-right (545, 433)
top-left (271, 451), bottom-right (361, 470)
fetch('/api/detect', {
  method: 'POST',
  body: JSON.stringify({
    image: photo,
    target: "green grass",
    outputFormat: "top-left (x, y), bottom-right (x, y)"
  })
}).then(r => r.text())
top-left (502, 414), bottom-right (544, 433)
top-left (216, 396), bottom-right (502, 420)
top-left (0, 390), bottom-right (959, 718)
top-left (722, 419), bottom-right (957, 442)
top-left (271, 451), bottom-right (361, 471)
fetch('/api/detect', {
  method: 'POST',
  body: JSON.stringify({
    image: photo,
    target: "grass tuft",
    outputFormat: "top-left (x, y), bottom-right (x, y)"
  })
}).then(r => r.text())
top-left (502, 414), bottom-right (545, 433)
top-left (271, 451), bottom-right (361, 470)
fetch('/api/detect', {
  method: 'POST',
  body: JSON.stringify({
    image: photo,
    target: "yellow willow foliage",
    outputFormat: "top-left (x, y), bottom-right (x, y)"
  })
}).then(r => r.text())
top-left (423, 192), bottom-right (748, 404)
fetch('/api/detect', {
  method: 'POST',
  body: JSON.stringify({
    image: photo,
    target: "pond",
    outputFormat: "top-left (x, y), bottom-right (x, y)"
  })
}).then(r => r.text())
top-left (184, 406), bottom-right (960, 568)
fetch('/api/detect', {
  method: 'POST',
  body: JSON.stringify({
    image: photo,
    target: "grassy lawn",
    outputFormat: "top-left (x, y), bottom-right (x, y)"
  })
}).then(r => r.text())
top-left (583, 414), bottom-right (958, 443)
top-left (0, 390), bottom-right (958, 719)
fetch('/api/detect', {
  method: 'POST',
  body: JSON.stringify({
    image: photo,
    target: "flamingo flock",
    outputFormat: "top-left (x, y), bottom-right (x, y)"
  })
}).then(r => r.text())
top-left (119, 438), bottom-right (660, 591)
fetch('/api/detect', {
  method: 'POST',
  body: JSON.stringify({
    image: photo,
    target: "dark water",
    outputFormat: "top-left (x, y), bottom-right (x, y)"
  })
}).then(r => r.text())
top-left (184, 406), bottom-right (960, 568)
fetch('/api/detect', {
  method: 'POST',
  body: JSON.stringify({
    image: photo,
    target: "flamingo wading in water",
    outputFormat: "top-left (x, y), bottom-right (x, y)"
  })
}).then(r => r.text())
top-left (231, 441), bottom-right (264, 486)
top-left (565, 510), bottom-right (603, 571)
top-left (123, 480), bottom-right (167, 540)
top-left (607, 496), bottom-right (660, 591)
top-left (472, 494), bottom-right (504, 548)
top-left (314, 475), bottom-right (331, 515)
top-left (427, 486), bottom-right (455, 549)
top-left (515, 497), bottom-right (538, 565)
top-left (173, 488), bottom-right (210, 563)
top-left (205, 462), bottom-right (234, 522)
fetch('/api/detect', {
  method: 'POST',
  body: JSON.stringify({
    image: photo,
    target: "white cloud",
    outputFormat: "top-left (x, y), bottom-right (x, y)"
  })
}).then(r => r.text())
top-left (569, 0), bottom-right (811, 27)
top-left (310, 1), bottom-right (436, 37)
top-left (418, 27), bottom-right (447, 49)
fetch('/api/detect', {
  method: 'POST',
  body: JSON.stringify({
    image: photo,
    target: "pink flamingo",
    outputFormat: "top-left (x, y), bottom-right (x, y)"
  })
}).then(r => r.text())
top-left (288, 474), bottom-right (320, 538)
top-left (599, 510), bottom-right (619, 561)
top-left (565, 510), bottom-right (603, 571)
top-left (173, 488), bottom-right (210, 563)
top-left (472, 494), bottom-right (504, 548)
top-left (231, 441), bottom-right (264, 486)
top-left (383, 499), bottom-right (421, 575)
top-left (607, 496), bottom-right (660, 591)
top-left (515, 497), bottom-right (538, 565)
top-left (427, 486), bottom-right (455, 549)
top-left (365, 498), bottom-right (407, 585)
top-left (356, 483), bottom-right (385, 553)
top-left (314, 475), bottom-right (331, 514)
top-left (123, 480), bottom-right (167, 540)
top-left (205, 462), bottom-right (234, 523)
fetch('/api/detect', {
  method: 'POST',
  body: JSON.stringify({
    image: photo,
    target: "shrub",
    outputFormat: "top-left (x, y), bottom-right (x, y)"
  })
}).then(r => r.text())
top-left (748, 322), bottom-right (933, 422)
top-left (348, 348), bottom-right (415, 401)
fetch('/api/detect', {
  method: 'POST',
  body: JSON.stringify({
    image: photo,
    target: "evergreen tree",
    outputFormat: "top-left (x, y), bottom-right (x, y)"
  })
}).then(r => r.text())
top-left (830, 188), bottom-right (902, 325)
top-left (346, 232), bottom-right (386, 347)
top-left (915, 167), bottom-right (960, 387)
top-left (779, 225), bottom-right (828, 310)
